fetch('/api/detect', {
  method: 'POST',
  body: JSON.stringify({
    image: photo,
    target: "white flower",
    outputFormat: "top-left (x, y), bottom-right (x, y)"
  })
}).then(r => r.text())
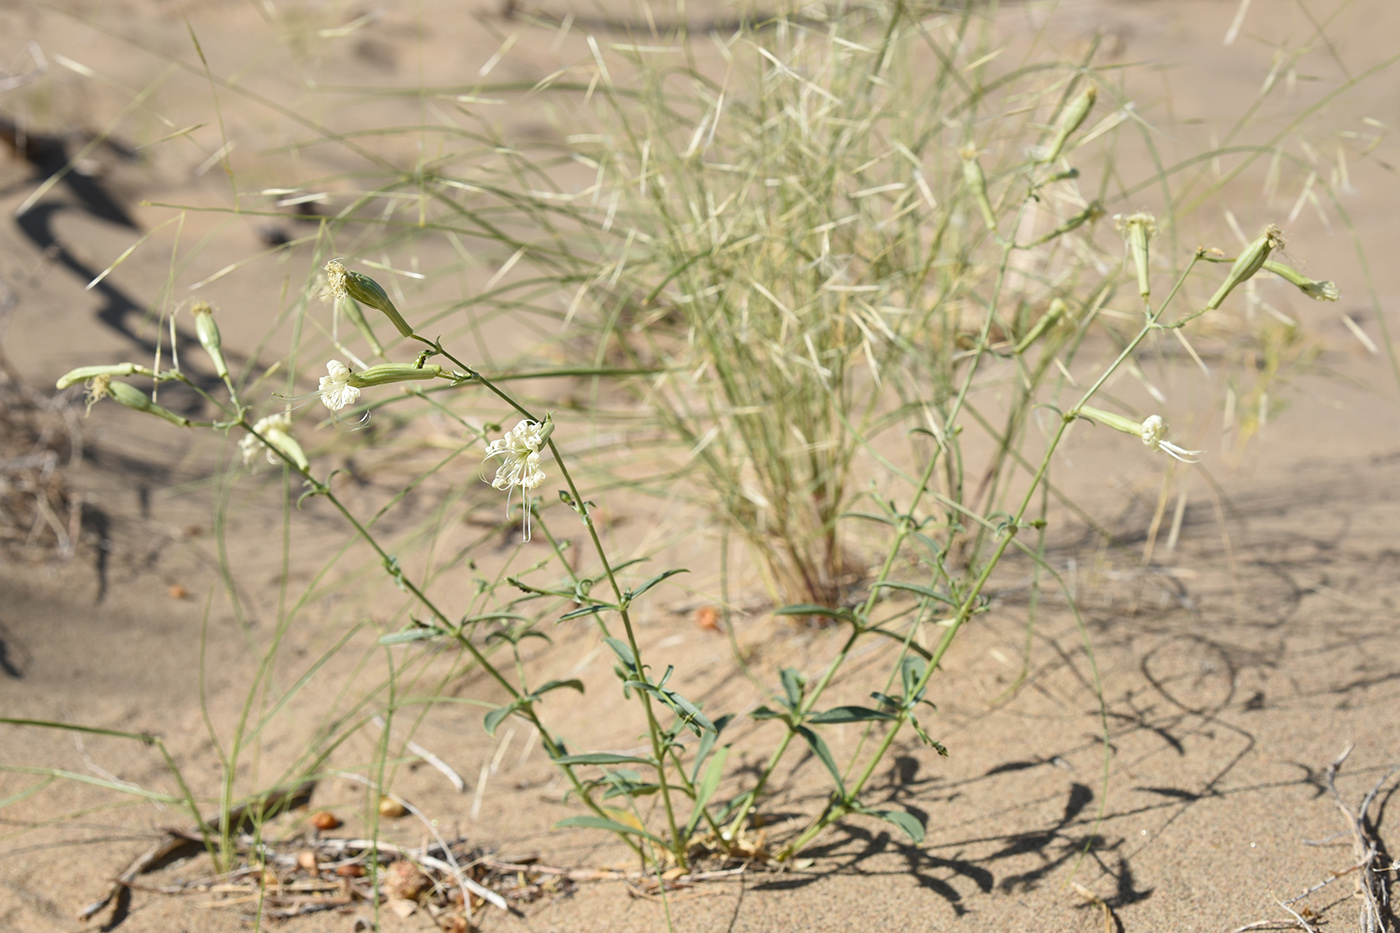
top-left (483, 419), bottom-right (549, 541)
top-left (319, 360), bottom-right (361, 411)
top-left (1139, 415), bottom-right (1203, 463)
top-left (240, 412), bottom-right (309, 470)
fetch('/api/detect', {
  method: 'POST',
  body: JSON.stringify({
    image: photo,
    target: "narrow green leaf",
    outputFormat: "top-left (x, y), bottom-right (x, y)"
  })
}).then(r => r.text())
top-left (464, 612), bottom-right (530, 625)
top-left (560, 603), bottom-right (611, 621)
top-left (807, 706), bottom-right (896, 724)
top-left (866, 807), bottom-right (925, 843)
top-left (603, 782), bottom-right (660, 799)
top-left (748, 706), bottom-right (788, 722)
top-left (626, 568), bottom-right (689, 603)
top-left (870, 691), bottom-right (902, 712)
top-left (901, 655), bottom-right (928, 702)
top-left (553, 815), bottom-right (666, 846)
top-left (659, 688), bottom-right (716, 736)
top-left (485, 627), bottom-right (552, 647)
top-left (483, 705), bottom-right (515, 737)
top-left (378, 627), bottom-right (442, 645)
top-left (796, 726), bottom-right (846, 796)
top-left (553, 752), bottom-right (657, 767)
top-left (603, 637), bottom-right (637, 670)
top-left (780, 667), bottom-right (806, 711)
top-left (775, 604), bottom-right (859, 625)
top-left (871, 581), bottom-right (957, 605)
top-left (532, 678), bottom-right (585, 698)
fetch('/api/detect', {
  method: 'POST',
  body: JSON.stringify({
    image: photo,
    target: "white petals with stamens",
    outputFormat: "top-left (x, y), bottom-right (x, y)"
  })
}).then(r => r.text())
top-left (1139, 415), bottom-right (1202, 463)
top-left (483, 419), bottom-right (548, 541)
top-left (319, 360), bottom-right (360, 411)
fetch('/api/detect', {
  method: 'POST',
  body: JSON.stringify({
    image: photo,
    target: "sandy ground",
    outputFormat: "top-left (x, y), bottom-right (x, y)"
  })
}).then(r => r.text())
top-left (2, 1), bottom-right (1399, 931)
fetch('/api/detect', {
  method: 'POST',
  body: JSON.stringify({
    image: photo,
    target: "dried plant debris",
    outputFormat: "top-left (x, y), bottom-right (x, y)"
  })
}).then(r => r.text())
top-left (1234, 746), bottom-right (1399, 933)
top-left (101, 833), bottom-right (580, 927)
top-left (0, 369), bottom-right (84, 563)
top-left (84, 791), bottom-right (759, 929)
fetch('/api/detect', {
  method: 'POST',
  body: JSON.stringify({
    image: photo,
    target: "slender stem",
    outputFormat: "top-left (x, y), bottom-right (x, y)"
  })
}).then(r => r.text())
top-left (543, 436), bottom-right (686, 864)
top-left (392, 345), bottom-right (686, 864)
top-left (778, 252), bottom-right (1205, 858)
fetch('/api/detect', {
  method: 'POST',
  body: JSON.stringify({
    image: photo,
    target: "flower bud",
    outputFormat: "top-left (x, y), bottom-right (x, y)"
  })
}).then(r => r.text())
top-left (1039, 85), bottom-right (1096, 164)
top-left (1073, 405), bottom-right (1141, 437)
top-left (1263, 259), bottom-right (1340, 302)
top-left (325, 259), bottom-right (414, 338)
top-left (346, 363), bottom-right (445, 388)
top-left (103, 380), bottom-right (192, 427)
top-left (1115, 212), bottom-right (1156, 298)
top-left (1206, 224), bottom-right (1284, 311)
top-left (960, 145), bottom-right (999, 236)
top-left (1013, 298), bottom-right (1068, 355)
top-left (190, 301), bottom-right (229, 380)
top-left (56, 362), bottom-right (156, 390)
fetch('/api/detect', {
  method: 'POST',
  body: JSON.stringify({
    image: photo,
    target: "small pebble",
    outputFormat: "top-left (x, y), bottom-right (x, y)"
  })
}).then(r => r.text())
top-left (310, 810), bottom-right (341, 830)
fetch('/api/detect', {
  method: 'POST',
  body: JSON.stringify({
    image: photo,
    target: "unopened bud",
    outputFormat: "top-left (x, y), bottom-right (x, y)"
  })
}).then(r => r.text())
top-left (56, 362), bottom-right (156, 390)
top-left (1206, 224), bottom-right (1284, 311)
top-left (961, 145), bottom-right (999, 236)
top-left (347, 363), bottom-right (445, 388)
top-left (191, 301), bottom-right (229, 380)
top-left (103, 380), bottom-right (192, 427)
top-left (1039, 85), bottom-right (1096, 164)
top-left (1115, 212), bottom-right (1157, 298)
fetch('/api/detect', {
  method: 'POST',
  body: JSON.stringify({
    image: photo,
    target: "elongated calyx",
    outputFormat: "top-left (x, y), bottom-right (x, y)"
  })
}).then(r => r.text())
top-left (1205, 224), bottom-right (1285, 311)
top-left (1075, 406), bottom-right (1202, 463)
top-left (86, 375), bottom-right (192, 427)
top-left (56, 362), bottom-right (156, 390)
top-left (348, 363), bottom-right (445, 388)
top-left (325, 259), bottom-right (415, 338)
top-left (960, 144), bottom-right (999, 236)
top-left (1264, 259), bottom-right (1340, 302)
top-left (1115, 212), bottom-right (1156, 298)
top-left (1039, 85), bottom-right (1096, 163)
top-left (191, 301), bottom-right (229, 380)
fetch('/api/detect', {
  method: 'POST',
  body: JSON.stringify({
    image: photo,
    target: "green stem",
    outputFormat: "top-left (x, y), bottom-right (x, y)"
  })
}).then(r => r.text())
top-left (393, 346), bottom-right (686, 864)
top-left (777, 254), bottom-right (1205, 859)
